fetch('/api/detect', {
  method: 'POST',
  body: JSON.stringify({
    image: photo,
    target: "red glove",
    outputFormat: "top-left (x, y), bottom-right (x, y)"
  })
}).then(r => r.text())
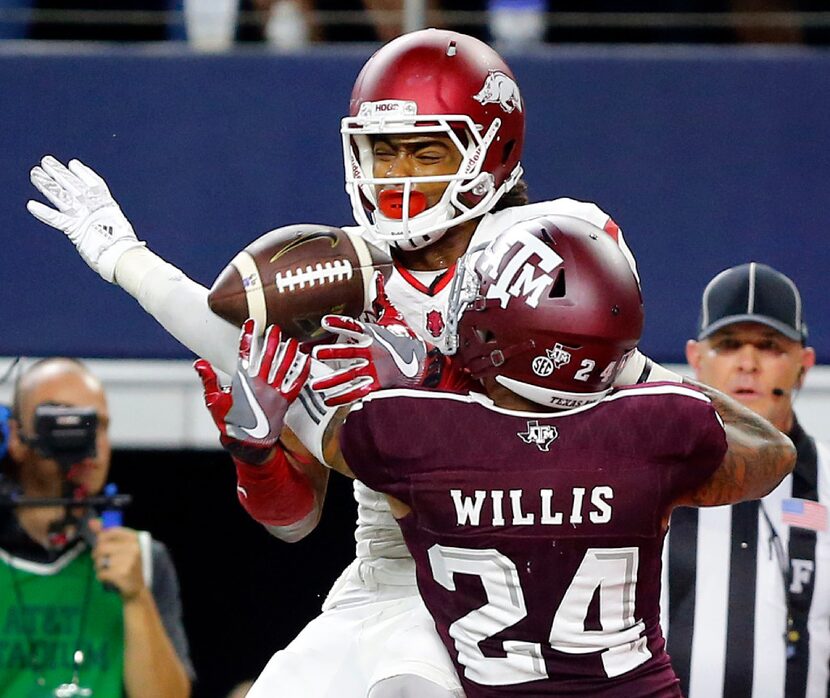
top-left (194, 319), bottom-right (310, 459)
top-left (310, 315), bottom-right (433, 406)
top-left (195, 319), bottom-right (315, 527)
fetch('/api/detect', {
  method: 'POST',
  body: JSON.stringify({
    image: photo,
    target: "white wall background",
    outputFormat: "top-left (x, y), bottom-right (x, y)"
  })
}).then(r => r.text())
top-left (1, 357), bottom-right (828, 449)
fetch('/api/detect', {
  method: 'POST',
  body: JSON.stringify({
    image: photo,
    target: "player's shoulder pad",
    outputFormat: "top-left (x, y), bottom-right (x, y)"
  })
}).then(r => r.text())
top-left (488, 197), bottom-right (615, 233)
top-left (605, 381), bottom-right (723, 436)
top-left (606, 381), bottom-right (713, 406)
top-left (350, 387), bottom-right (480, 414)
top-left (480, 198), bottom-right (638, 281)
top-left (342, 390), bottom-right (480, 484)
top-left (603, 382), bottom-right (725, 460)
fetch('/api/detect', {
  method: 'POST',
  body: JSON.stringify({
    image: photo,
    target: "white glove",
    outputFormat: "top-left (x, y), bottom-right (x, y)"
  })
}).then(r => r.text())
top-left (27, 155), bottom-right (145, 283)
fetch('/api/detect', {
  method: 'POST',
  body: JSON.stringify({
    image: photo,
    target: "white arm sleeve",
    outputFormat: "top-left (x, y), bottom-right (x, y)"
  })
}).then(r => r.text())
top-left (284, 359), bottom-right (338, 466)
top-left (614, 348), bottom-right (683, 387)
top-left (114, 247), bottom-right (239, 375)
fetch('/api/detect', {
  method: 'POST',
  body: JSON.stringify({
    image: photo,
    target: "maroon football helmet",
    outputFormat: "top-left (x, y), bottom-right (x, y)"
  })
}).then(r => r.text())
top-left (447, 215), bottom-right (644, 408)
top-left (342, 29), bottom-right (525, 250)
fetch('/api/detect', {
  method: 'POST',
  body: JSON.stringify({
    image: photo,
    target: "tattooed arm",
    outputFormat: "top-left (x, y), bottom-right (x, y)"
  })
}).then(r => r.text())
top-left (322, 407), bottom-right (353, 478)
top-left (675, 377), bottom-right (796, 507)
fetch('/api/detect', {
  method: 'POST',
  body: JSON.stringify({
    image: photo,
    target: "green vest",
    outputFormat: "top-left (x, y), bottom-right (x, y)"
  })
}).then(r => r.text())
top-left (0, 546), bottom-right (125, 697)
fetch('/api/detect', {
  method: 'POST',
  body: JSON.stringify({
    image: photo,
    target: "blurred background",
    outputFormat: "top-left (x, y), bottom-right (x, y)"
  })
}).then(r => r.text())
top-left (1, 1), bottom-right (829, 695)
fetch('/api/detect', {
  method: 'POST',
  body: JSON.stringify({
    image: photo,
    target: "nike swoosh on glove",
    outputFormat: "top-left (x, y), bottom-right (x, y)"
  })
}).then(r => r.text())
top-left (310, 314), bottom-right (434, 406)
top-left (27, 156), bottom-right (145, 283)
top-left (195, 319), bottom-right (311, 460)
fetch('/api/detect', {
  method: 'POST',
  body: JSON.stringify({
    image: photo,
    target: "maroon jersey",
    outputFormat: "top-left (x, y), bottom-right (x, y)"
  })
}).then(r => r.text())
top-left (340, 382), bottom-right (728, 697)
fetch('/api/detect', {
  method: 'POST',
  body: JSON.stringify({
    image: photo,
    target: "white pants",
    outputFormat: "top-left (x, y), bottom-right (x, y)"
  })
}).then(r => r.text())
top-left (247, 560), bottom-right (463, 697)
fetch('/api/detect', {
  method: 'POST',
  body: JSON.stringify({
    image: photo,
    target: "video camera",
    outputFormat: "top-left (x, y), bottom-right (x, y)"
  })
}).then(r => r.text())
top-left (1, 403), bottom-right (131, 548)
top-left (25, 404), bottom-right (98, 470)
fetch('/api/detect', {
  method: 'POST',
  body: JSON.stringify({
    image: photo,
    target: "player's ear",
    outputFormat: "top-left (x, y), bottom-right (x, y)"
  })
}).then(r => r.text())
top-left (797, 346), bottom-right (816, 388)
top-left (685, 339), bottom-right (702, 372)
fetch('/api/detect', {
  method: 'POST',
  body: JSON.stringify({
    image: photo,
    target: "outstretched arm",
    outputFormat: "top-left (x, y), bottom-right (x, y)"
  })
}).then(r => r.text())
top-left (27, 155), bottom-right (239, 374)
top-left (675, 377), bottom-right (795, 507)
top-left (29, 157), bottom-right (333, 539)
top-left (115, 247), bottom-right (239, 374)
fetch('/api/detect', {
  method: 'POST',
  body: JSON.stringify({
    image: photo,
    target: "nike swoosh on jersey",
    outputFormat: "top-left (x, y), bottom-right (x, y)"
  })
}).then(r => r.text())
top-left (372, 329), bottom-right (420, 378)
top-left (237, 372), bottom-right (272, 440)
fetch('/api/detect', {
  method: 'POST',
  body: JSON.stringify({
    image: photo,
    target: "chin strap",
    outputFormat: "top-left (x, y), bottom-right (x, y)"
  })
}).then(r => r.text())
top-left (374, 201), bottom-right (454, 251)
top-left (465, 339), bottom-right (537, 379)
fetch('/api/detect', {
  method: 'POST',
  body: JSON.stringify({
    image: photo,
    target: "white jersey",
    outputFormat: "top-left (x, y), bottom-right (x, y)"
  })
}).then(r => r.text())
top-left (338, 197), bottom-right (634, 587)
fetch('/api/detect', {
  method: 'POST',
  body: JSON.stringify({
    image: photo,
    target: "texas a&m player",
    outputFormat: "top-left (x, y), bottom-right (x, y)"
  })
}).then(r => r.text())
top-left (305, 218), bottom-right (795, 696)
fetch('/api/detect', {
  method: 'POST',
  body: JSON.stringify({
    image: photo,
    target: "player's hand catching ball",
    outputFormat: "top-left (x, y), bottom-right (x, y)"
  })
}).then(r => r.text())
top-left (195, 319), bottom-right (311, 461)
top-left (310, 314), bottom-right (433, 407)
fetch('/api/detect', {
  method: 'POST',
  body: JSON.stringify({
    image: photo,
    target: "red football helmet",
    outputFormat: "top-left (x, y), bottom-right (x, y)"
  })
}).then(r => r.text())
top-left (447, 215), bottom-right (644, 408)
top-left (342, 29), bottom-right (525, 250)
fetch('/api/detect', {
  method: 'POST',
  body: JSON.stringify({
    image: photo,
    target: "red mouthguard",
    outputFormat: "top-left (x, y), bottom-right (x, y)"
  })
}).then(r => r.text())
top-left (378, 190), bottom-right (427, 219)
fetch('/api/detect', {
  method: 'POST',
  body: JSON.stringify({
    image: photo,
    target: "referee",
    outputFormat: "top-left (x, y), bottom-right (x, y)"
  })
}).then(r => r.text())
top-left (662, 262), bottom-right (829, 698)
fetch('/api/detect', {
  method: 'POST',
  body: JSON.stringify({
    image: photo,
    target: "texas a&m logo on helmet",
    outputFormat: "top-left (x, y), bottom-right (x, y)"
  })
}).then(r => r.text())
top-left (532, 343), bottom-right (572, 377)
top-left (451, 214), bottom-right (644, 408)
top-left (478, 220), bottom-right (564, 310)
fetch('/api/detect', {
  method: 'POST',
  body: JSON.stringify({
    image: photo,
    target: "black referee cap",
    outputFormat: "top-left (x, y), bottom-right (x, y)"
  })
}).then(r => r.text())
top-left (697, 262), bottom-right (807, 342)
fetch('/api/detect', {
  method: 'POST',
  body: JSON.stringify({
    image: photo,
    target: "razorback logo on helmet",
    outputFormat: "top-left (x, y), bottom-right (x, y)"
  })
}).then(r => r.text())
top-left (425, 308), bottom-right (445, 338)
top-left (473, 70), bottom-right (522, 114)
top-left (479, 227), bottom-right (564, 309)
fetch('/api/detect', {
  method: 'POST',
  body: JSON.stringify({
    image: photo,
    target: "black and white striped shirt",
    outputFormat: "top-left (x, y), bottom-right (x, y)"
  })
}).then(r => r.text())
top-left (662, 419), bottom-right (830, 697)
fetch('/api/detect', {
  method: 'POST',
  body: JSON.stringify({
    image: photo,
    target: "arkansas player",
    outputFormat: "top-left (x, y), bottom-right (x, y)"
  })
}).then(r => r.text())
top-left (27, 28), bottom-right (676, 698)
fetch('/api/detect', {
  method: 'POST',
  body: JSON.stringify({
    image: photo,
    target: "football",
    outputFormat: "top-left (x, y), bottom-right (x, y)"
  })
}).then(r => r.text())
top-left (208, 224), bottom-right (393, 341)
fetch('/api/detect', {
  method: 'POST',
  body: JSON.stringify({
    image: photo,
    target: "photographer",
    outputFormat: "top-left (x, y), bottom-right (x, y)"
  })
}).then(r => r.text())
top-left (0, 358), bottom-right (193, 697)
